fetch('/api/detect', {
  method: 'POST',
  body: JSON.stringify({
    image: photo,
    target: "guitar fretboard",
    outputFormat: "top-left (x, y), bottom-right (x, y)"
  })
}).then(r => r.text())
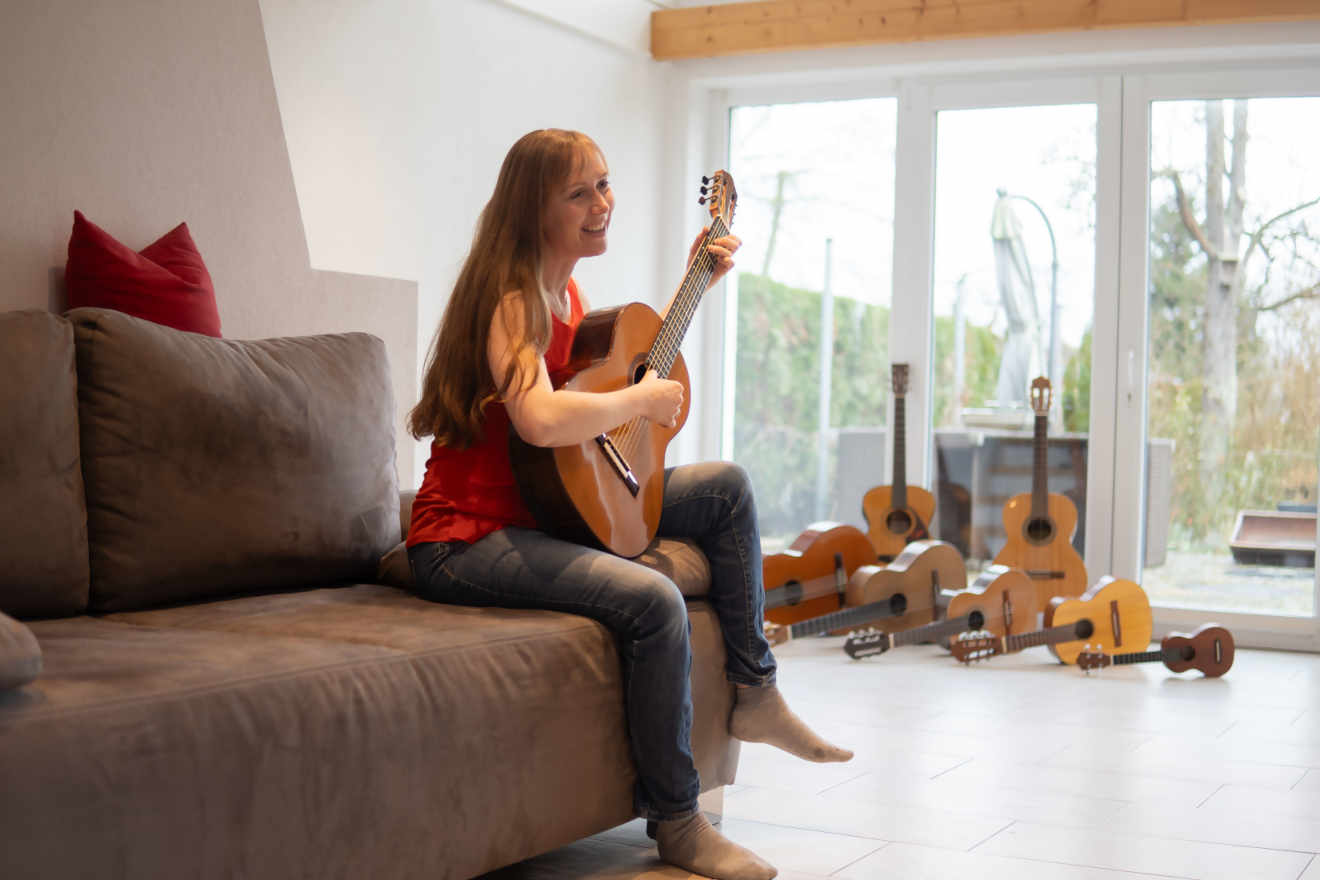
top-left (891, 614), bottom-right (975, 648)
top-left (1007, 621), bottom-right (1087, 653)
top-left (788, 594), bottom-right (904, 639)
top-left (649, 217), bottom-right (727, 377)
top-left (1110, 650), bottom-right (1164, 666)
top-left (1030, 411), bottom-right (1049, 520)
top-left (892, 391), bottom-right (907, 510)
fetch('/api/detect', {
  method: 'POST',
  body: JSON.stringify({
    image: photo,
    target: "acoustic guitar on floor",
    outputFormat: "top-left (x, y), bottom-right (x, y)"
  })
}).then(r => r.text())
top-left (1076, 624), bottom-right (1235, 677)
top-left (842, 564), bottom-right (1036, 660)
top-left (509, 172), bottom-right (737, 558)
top-left (861, 363), bottom-right (935, 562)
top-left (992, 376), bottom-right (1088, 609)
top-left (764, 540), bottom-right (964, 644)
top-left (763, 522), bottom-right (879, 626)
top-left (950, 576), bottom-right (1152, 666)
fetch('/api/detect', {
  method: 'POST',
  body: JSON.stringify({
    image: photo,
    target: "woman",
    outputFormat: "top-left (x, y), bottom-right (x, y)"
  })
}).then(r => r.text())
top-left (406, 129), bottom-right (851, 880)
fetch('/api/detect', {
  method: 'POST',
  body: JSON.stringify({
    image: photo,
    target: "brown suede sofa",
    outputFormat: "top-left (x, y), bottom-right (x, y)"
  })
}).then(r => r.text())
top-left (0, 307), bottom-right (738, 880)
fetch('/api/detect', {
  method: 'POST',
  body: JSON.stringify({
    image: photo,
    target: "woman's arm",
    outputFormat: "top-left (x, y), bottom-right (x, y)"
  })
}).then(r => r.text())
top-left (490, 293), bottom-right (684, 448)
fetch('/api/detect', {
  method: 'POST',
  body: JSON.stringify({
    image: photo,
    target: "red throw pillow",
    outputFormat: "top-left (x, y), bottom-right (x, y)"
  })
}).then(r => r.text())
top-left (65, 211), bottom-right (222, 337)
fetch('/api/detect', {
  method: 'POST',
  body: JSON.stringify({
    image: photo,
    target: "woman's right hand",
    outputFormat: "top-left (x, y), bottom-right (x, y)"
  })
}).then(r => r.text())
top-left (636, 369), bottom-right (684, 427)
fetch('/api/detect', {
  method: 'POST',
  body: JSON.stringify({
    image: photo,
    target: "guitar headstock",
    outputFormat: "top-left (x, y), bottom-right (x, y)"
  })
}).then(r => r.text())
top-left (1076, 645), bottom-right (1112, 673)
top-left (843, 628), bottom-right (890, 660)
top-left (1029, 376), bottom-right (1052, 417)
top-left (950, 630), bottom-right (1003, 664)
top-left (891, 363), bottom-right (909, 396)
top-left (699, 170), bottom-right (737, 229)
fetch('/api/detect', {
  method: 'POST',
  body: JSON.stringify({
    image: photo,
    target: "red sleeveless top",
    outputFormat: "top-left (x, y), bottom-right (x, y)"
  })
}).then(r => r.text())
top-left (407, 280), bottom-right (585, 547)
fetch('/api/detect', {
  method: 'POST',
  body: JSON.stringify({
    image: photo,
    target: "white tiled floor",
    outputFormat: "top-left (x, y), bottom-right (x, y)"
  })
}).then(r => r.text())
top-left (481, 636), bottom-right (1320, 880)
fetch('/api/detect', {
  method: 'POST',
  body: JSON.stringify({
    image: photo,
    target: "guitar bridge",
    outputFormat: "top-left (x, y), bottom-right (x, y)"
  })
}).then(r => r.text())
top-left (595, 433), bottom-right (640, 497)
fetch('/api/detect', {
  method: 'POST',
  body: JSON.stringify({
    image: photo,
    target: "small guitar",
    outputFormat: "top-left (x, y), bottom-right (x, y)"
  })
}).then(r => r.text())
top-left (992, 377), bottom-right (1088, 609)
top-left (842, 564), bottom-right (1035, 660)
top-left (763, 522), bottom-right (878, 626)
top-left (862, 364), bottom-right (936, 562)
top-left (765, 540), bottom-right (963, 644)
top-left (510, 172), bottom-right (736, 558)
top-left (1077, 624), bottom-right (1235, 677)
top-left (950, 576), bottom-right (1152, 666)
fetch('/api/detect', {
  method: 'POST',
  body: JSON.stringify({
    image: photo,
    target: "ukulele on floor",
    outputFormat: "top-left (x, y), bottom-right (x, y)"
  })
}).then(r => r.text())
top-left (763, 522), bottom-right (879, 626)
top-left (509, 172), bottom-right (736, 558)
top-left (862, 363), bottom-right (936, 562)
top-left (843, 564), bottom-right (1036, 660)
top-left (992, 376), bottom-right (1088, 609)
top-left (764, 540), bottom-right (964, 645)
top-left (950, 576), bottom-right (1152, 666)
top-left (1076, 624), bottom-right (1235, 677)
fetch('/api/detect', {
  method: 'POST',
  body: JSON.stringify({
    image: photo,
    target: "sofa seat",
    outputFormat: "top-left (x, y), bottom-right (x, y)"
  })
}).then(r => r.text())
top-left (2, 583), bottom-right (738, 880)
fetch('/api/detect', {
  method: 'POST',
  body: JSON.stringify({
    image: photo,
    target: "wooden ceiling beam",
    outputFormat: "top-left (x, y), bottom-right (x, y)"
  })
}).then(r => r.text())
top-left (650, 0), bottom-right (1320, 61)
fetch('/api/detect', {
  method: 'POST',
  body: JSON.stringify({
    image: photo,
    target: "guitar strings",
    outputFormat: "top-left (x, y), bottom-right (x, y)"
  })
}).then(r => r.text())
top-left (612, 219), bottom-right (725, 459)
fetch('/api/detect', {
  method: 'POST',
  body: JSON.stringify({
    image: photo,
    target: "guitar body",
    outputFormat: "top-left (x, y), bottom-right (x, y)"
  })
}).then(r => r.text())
top-left (862, 484), bottom-right (936, 561)
top-left (509, 303), bottom-right (688, 558)
top-left (843, 540), bottom-right (966, 634)
top-left (1163, 624), bottom-right (1235, 677)
top-left (943, 564), bottom-right (1038, 643)
top-left (1044, 576), bottom-right (1152, 665)
top-left (763, 522), bottom-right (878, 625)
top-left (994, 491), bottom-right (1088, 608)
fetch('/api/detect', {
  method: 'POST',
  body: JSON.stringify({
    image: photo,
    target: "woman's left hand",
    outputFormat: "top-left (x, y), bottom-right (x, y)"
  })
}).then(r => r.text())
top-left (686, 227), bottom-right (741, 289)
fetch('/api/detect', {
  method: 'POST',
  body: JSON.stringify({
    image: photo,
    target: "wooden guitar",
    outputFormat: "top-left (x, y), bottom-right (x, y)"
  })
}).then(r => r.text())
top-left (764, 540), bottom-right (964, 644)
top-left (842, 564), bottom-right (1036, 660)
top-left (861, 363), bottom-right (936, 562)
top-left (950, 576), bottom-right (1152, 666)
top-left (992, 377), bottom-right (1088, 609)
top-left (1076, 624), bottom-right (1235, 677)
top-left (763, 522), bottom-right (879, 626)
top-left (509, 172), bottom-right (737, 557)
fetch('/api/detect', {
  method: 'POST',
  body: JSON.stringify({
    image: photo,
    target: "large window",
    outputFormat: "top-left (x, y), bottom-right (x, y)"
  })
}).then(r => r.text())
top-left (724, 99), bottom-right (897, 552)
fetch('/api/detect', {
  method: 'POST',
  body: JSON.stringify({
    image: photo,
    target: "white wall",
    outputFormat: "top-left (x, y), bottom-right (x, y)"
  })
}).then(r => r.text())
top-left (258, 0), bottom-right (682, 482)
top-left (0, 0), bottom-right (418, 483)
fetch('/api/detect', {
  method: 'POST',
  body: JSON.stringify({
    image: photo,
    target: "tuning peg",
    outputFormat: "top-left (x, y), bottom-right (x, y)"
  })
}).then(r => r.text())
top-left (697, 196), bottom-right (707, 205)
top-left (701, 174), bottom-right (710, 184)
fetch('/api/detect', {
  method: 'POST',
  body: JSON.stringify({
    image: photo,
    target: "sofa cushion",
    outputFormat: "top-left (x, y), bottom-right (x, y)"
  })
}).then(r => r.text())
top-left (4, 586), bottom-right (738, 880)
top-left (69, 308), bottom-right (399, 611)
top-left (0, 612), bottom-right (41, 691)
top-left (0, 310), bottom-right (90, 618)
top-left (65, 211), bottom-right (222, 337)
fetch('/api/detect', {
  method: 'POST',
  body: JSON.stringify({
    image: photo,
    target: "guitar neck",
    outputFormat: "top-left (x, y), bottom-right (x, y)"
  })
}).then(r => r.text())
top-left (1006, 622), bottom-right (1082, 653)
top-left (892, 393), bottom-right (907, 509)
top-left (649, 217), bottom-right (727, 377)
top-left (890, 613), bottom-right (975, 649)
top-left (787, 595), bottom-right (903, 640)
top-left (1030, 412), bottom-right (1049, 519)
top-left (1108, 649), bottom-right (1165, 666)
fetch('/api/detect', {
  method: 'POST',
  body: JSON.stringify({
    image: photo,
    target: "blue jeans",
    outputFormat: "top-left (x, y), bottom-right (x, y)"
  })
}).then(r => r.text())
top-left (407, 461), bottom-right (777, 820)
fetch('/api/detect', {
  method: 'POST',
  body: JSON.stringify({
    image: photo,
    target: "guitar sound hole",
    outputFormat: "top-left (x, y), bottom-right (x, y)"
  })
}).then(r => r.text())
top-left (631, 360), bottom-right (650, 385)
top-left (1074, 619), bottom-right (1095, 639)
top-left (1025, 516), bottom-right (1054, 544)
top-left (889, 593), bottom-right (908, 615)
top-left (886, 509), bottom-right (912, 534)
top-left (967, 610), bottom-right (984, 629)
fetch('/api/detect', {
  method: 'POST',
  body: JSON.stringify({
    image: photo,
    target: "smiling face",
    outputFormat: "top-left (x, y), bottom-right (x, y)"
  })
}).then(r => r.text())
top-left (541, 147), bottom-right (613, 275)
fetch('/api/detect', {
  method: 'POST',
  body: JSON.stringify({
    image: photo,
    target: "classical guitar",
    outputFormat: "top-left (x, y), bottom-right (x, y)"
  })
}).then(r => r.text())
top-left (861, 363), bottom-right (935, 562)
top-left (992, 377), bottom-right (1088, 609)
top-left (1076, 624), bottom-right (1235, 677)
top-left (763, 522), bottom-right (879, 626)
top-left (950, 576), bottom-right (1152, 666)
top-left (509, 172), bottom-right (737, 557)
top-left (843, 564), bottom-right (1035, 660)
top-left (764, 540), bottom-right (964, 644)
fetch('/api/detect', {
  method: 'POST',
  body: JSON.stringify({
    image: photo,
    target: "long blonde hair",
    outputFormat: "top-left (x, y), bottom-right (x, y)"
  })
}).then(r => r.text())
top-left (408, 129), bottom-right (601, 447)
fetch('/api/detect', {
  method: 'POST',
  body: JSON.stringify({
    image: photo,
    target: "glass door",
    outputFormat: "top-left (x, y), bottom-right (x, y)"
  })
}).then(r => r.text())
top-left (1116, 69), bottom-right (1320, 649)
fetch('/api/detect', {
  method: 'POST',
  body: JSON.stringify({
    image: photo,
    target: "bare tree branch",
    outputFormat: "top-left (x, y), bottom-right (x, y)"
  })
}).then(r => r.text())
top-left (1242, 194), bottom-right (1320, 268)
top-left (1257, 282), bottom-right (1320, 312)
top-left (1168, 171), bottom-right (1221, 260)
